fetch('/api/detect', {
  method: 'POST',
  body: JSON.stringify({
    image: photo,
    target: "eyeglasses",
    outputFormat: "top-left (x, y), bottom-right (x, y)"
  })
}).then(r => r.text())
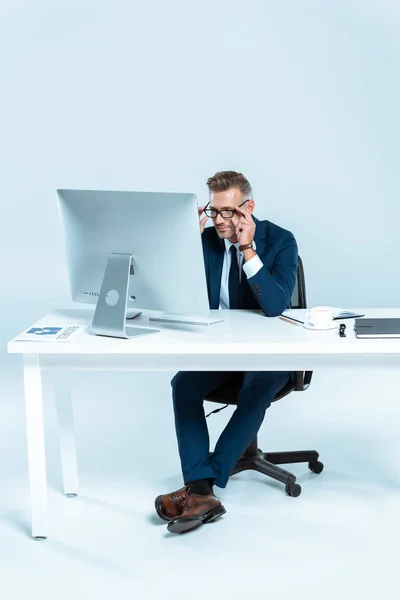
top-left (204, 199), bottom-right (250, 219)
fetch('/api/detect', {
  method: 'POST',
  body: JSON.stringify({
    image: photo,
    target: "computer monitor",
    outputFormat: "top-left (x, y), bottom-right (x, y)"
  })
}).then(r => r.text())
top-left (57, 189), bottom-right (210, 338)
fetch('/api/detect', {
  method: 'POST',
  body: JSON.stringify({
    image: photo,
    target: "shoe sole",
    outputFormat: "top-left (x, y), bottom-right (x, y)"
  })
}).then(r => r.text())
top-left (167, 504), bottom-right (226, 534)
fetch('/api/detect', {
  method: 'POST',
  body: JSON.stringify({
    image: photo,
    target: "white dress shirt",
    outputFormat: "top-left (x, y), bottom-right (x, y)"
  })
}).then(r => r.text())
top-left (219, 239), bottom-right (264, 309)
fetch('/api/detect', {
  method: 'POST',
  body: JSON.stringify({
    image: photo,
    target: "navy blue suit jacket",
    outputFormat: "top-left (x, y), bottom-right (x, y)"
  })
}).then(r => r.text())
top-left (201, 216), bottom-right (298, 316)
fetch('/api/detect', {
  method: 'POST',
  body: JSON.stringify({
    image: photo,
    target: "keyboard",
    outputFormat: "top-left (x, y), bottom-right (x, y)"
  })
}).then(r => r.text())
top-left (149, 314), bottom-right (224, 326)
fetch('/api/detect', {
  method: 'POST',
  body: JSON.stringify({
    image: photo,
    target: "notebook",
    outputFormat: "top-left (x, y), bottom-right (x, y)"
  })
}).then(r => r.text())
top-left (354, 318), bottom-right (400, 339)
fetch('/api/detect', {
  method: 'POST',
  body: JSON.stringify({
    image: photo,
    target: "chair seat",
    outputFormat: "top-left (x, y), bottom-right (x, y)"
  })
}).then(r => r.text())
top-left (204, 376), bottom-right (296, 406)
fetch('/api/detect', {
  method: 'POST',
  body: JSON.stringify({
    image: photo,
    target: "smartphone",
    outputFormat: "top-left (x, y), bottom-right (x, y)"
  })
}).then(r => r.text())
top-left (333, 311), bottom-right (365, 320)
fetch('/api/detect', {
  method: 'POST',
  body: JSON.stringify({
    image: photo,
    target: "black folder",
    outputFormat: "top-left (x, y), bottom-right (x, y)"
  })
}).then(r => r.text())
top-left (354, 318), bottom-right (400, 339)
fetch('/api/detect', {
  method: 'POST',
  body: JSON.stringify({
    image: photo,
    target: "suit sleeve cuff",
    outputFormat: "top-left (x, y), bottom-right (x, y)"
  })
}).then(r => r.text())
top-left (242, 254), bottom-right (263, 279)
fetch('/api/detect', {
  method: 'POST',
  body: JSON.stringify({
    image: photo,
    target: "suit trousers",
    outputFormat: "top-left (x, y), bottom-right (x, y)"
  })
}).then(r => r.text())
top-left (171, 370), bottom-right (290, 488)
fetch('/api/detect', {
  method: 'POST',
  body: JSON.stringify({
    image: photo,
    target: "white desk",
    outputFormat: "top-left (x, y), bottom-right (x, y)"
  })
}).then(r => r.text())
top-left (7, 308), bottom-right (400, 538)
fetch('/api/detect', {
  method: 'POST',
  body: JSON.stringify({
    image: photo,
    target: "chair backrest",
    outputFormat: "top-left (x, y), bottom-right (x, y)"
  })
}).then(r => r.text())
top-left (290, 255), bottom-right (307, 309)
top-left (287, 255), bottom-right (313, 393)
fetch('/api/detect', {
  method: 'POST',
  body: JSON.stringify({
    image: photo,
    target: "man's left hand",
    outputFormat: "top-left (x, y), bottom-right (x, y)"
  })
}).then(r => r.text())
top-left (231, 205), bottom-right (256, 246)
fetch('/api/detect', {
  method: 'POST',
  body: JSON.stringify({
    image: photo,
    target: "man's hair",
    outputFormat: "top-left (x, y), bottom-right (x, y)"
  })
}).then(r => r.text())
top-left (206, 171), bottom-right (252, 199)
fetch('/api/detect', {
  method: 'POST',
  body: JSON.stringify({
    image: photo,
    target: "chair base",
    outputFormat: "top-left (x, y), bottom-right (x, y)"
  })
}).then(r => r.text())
top-left (211, 438), bottom-right (324, 498)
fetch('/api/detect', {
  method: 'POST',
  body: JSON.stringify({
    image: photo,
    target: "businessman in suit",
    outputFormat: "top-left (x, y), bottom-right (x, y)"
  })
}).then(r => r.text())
top-left (155, 171), bottom-right (298, 534)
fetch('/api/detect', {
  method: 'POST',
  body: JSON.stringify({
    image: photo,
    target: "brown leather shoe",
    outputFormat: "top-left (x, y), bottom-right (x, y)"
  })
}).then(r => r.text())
top-left (167, 492), bottom-right (226, 534)
top-left (154, 486), bottom-right (190, 521)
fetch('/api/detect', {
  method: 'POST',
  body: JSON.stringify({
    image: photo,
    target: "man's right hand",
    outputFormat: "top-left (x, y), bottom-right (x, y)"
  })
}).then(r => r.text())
top-left (198, 205), bottom-right (209, 234)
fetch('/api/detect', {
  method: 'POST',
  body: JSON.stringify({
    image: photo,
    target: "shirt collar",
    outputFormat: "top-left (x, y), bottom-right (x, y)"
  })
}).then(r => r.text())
top-left (224, 238), bottom-right (240, 252)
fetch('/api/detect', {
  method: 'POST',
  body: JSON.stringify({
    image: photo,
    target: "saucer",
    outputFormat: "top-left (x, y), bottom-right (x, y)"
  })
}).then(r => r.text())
top-left (303, 321), bottom-right (337, 331)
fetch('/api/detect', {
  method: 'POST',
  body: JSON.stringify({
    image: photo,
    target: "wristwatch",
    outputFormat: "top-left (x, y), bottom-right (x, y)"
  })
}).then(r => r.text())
top-left (239, 241), bottom-right (255, 252)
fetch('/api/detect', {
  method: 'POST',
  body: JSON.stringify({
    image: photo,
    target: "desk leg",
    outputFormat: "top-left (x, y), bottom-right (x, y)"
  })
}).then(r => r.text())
top-left (23, 354), bottom-right (47, 540)
top-left (53, 372), bottom-right (79, 497)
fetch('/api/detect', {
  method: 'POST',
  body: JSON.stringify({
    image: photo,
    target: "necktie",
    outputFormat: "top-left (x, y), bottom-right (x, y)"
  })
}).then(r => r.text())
top-left (228, 245), bottom-right (241, 309)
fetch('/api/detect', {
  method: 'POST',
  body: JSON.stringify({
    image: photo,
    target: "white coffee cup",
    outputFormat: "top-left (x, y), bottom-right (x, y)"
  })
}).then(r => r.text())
top-left (305, 306), bottom-right (334, 328)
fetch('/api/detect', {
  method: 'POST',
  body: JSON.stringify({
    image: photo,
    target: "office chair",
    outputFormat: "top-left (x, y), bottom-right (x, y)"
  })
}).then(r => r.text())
top-left (205, 256), bottom-right (323, 497)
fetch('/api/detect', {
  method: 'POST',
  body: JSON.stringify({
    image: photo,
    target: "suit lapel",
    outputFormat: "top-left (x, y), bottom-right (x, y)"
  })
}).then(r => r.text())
top-left (252, 216), bottom-right (266, 257)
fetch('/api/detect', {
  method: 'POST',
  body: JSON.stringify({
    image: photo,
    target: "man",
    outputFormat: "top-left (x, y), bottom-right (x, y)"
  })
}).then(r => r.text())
top-left (155, 171), bottom-right (298, 534)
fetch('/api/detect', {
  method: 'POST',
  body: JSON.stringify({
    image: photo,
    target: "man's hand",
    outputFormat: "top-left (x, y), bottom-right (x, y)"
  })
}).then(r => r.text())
top-left (198, 205), bottom-right (209, 234)
top-left (231, 205), bottom-right (255, 246)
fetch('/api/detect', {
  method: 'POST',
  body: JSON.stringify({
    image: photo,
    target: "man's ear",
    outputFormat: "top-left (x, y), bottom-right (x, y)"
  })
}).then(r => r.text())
top-left (248, 199), bottom-right (255, 213)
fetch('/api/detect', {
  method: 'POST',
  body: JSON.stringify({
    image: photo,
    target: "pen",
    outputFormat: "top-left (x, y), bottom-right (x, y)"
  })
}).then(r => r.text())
top-left (279, 316), bottom-right (300, 326)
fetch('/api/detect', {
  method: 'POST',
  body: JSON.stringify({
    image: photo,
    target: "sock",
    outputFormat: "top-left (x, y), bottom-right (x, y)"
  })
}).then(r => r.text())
top-left (187, 478), bottom-right (214, 496)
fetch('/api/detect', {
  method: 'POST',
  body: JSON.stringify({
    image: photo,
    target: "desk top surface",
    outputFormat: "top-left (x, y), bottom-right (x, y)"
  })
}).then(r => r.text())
top-left (7, 308), bottom-right (400, 356)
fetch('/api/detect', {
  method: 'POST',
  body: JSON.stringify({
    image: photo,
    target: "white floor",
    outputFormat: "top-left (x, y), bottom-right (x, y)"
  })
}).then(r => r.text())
top-left (1, 357), bottom-right (400, 599)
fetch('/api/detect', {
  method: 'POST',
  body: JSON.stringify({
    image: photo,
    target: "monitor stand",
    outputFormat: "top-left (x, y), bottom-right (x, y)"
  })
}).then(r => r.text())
top-left (91, 253), bottom-right (160, 339)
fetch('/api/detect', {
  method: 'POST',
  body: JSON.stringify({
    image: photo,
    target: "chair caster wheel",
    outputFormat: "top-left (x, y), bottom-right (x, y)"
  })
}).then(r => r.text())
top-left (308, 460), bottom-right (324, 474)
top-left (285, 483), bottom-right (301, 497)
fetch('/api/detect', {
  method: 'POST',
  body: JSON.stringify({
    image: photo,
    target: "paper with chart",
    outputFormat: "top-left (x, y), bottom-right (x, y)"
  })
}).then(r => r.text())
top-left (14, 325), bottom-right (87, 342)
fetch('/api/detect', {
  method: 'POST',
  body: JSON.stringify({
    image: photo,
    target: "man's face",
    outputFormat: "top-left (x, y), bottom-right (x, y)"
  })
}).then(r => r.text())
top-left (209, 187), bottom-right (254, 241)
